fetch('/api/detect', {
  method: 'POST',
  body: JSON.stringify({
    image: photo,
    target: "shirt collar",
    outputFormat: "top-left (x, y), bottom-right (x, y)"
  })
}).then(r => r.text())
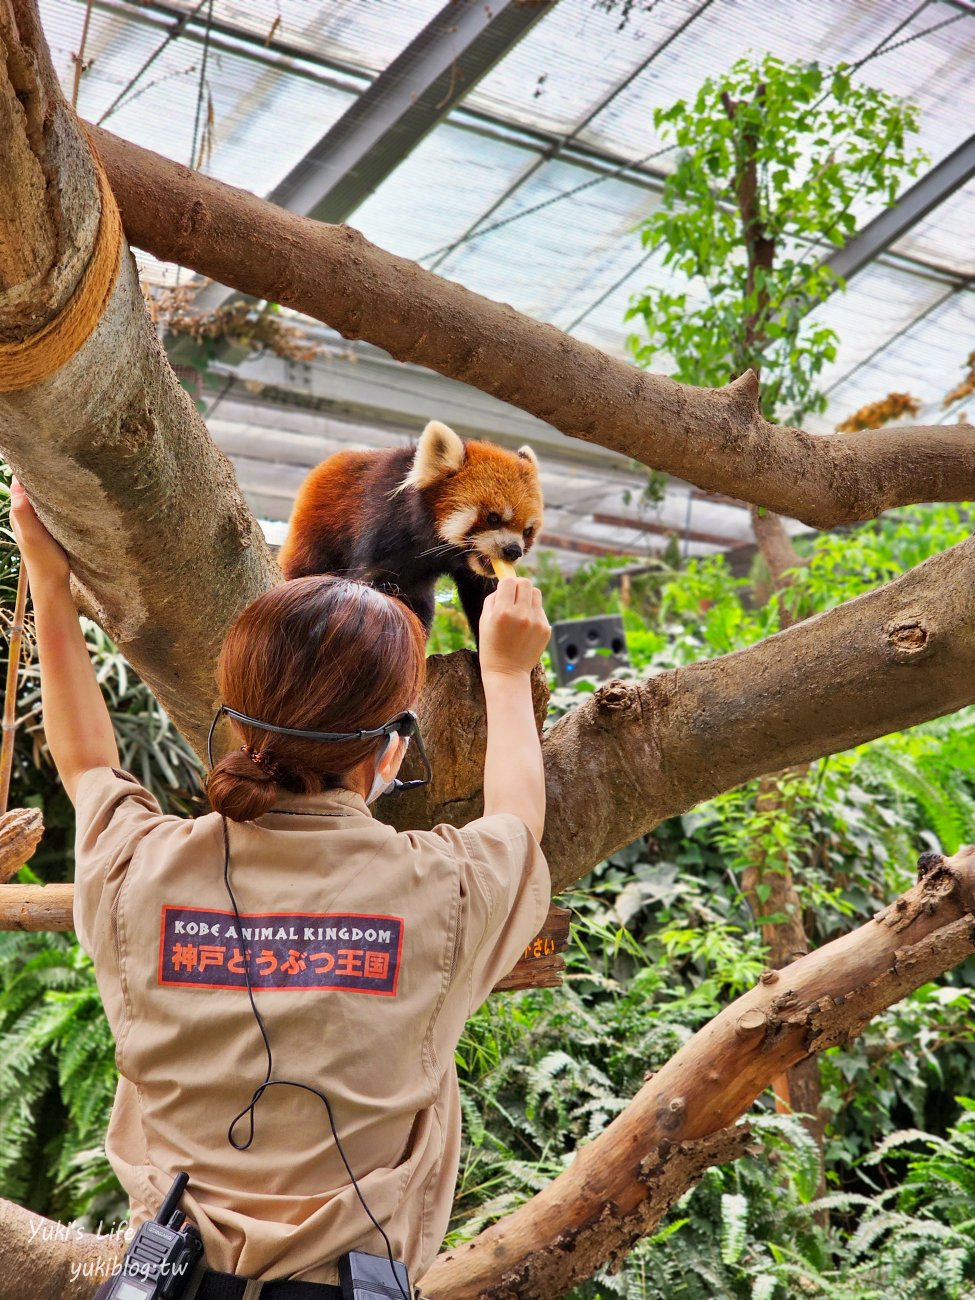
top-left (262, 786), bottom-right (373, 819)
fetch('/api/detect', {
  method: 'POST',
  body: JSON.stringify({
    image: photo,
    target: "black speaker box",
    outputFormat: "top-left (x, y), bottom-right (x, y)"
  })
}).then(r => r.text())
top-left (549, 615), bottom-right (629, 687)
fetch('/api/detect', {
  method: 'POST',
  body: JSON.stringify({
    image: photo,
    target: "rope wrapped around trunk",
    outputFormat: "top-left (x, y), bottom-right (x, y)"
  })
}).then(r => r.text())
top-left (0, 130), bottom-right (123, 393)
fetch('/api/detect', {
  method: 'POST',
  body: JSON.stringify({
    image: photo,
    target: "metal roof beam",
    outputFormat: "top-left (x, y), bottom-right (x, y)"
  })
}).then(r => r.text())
top-left (186, 0), bottom-right (552, 315)
top-left (263, 0), bottom-right (554, 224)
top-left (823, 134), bottom-right (975, 284)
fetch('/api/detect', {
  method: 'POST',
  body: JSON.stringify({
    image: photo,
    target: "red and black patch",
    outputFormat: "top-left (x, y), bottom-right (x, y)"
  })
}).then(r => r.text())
top-left (158, 906), bottom-right (404, 996)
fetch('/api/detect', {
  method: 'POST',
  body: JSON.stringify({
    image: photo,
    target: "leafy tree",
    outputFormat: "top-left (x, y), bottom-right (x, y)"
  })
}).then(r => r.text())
top-left (626, 54), bottom-right (927, 424)
top-left (621, 56), bottom-right (931, 1175)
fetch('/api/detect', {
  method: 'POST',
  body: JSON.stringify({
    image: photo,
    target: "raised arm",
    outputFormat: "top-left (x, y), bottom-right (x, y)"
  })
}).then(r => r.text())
top-left (477, 577), bottom-right (550, 842)
top-left (8, 479), bottom-right (119, 804)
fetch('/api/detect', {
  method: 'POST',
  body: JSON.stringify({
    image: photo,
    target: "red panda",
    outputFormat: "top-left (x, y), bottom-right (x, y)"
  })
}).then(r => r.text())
top-left (278, 420), bottom-right (544, 640)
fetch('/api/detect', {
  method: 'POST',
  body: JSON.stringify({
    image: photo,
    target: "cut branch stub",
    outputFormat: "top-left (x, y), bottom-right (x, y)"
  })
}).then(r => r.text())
top-left (0, 800), bottom-right (42, 883)
top-left (0, 806), bottom-right (43, 882)
top-left (492, 905), bottom-right (570, 993)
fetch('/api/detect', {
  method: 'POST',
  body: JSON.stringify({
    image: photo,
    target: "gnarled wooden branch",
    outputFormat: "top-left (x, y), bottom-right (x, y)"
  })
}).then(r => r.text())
top-left (421, 847), bottom-right (975, 1297)
top-left (87, 124), bottom-right (975, 529)
top-left (3, 849), bottom-right (971, 1299)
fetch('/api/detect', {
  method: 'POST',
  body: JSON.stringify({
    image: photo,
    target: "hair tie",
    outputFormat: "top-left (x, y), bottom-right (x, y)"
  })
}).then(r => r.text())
top-left (240, 745), bottom-right (282, 780)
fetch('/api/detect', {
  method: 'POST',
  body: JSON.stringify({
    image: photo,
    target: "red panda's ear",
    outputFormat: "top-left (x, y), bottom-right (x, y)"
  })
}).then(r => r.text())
top-left (517, 444), bottom-right (539, 470)
top-left (394, 420), bottom-right (466, 493)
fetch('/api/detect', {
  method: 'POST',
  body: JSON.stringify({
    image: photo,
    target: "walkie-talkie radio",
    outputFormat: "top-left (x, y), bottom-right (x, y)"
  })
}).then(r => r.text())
top-left (106, 1172), bottom-right (202, 1299)
top-left (339, 1250), bottom-right (411, 1300)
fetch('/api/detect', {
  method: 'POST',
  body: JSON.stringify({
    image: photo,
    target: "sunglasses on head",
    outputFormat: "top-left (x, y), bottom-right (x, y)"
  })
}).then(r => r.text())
top-left (206, 705), bottom-right (432, 791)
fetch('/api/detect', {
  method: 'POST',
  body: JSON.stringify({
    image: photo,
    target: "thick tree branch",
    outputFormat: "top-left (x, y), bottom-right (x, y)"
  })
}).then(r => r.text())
top-left (2, 529), bottom-right (974, 908)
top-left (0, 1194), bottom-right (126, 1300)
top-left (385, 532), bottom-right (975, 893)
top-left (4, 849), bottom-right (972, 1299)
top-left (87, 125), bottom-right (975, 530)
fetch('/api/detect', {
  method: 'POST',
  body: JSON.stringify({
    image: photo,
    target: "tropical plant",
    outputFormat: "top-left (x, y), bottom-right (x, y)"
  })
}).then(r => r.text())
top-left (447, 501), bottom-right (974, 1295)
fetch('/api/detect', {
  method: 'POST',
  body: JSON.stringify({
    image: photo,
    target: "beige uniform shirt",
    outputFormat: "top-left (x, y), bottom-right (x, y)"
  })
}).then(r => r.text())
top-left (73, 766), bottom-right (551, 1285)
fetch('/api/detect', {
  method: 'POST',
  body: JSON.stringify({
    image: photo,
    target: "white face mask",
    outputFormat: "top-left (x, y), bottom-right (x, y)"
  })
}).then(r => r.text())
top-left (365, 734), bottom-right (399, 804)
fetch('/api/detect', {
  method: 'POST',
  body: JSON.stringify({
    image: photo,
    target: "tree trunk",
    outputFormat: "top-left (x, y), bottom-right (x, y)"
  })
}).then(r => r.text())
top-left (86, 125), bottom-right (975, 530)
top-left (0, 1), bottom-right (279, 749)
top-left (740, 770), bottom-right (826, 1195)
top-left (745, 510), bottom-right (821, 1164)
top-left (3, 847), bottom-right (972, 1300)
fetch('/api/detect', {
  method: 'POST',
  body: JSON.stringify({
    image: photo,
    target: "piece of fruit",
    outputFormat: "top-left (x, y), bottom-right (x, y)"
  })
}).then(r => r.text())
top-left (491, 558), bottom-right (518, 580)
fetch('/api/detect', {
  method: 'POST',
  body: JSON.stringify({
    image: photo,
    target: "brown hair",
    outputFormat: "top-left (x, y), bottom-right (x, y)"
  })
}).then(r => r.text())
top-left (206, 576), bottom-right (426, 822)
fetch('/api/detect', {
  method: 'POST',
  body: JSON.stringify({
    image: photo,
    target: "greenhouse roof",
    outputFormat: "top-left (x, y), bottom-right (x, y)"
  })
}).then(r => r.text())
top-left (38, 0), bottom-right (975, 564)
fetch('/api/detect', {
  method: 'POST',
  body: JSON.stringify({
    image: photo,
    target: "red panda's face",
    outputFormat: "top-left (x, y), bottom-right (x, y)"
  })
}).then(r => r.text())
top-left (393, 423), bottom-right (544, 577)
top-left (432, 440), bottom-right (544, 579)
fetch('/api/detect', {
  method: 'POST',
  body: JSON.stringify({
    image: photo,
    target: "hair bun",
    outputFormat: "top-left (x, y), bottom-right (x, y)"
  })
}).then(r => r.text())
top-left (206, 749), bottom-right (280, 822)
top-left (206, 745), bottom-right (324, 822)
top-left (207, 574), bottom-right (427, 822)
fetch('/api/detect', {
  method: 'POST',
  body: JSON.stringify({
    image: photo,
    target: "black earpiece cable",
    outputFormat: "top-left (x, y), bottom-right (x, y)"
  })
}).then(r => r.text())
top-left (220, 816), bottom-right (411, 1300)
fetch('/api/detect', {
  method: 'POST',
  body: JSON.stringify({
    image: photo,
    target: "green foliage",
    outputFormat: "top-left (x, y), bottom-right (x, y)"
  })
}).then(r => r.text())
top-left (447, 500), bottom-right (975, 1296)
top-left (0, 931), bottom-right (121, 1218)
top-left (527, 550), bottom-right (669, 625)
top-left (426, 552), bottom-right (674, 659)
top-left (783, 503), bottom-right (974, 618)
top-left (625, 54), bottom-right (926, 424)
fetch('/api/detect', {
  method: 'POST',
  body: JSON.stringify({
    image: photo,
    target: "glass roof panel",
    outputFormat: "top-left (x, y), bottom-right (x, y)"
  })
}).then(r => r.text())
top-left (38, 0), bottom-right (975, 437)
top-left (569, 254), bottom-right (692, 362)
top-left (42, 1), bottom-right (356, 197)
top-left (464, 0), bottom-right (706, 138)
top-left (426, 156), bottom-right (666, 324)
top-left (141, 1), bottom-right (443, 76)
top-left (891, 182), bottom-right (975, 278)
top-left (469, 0), bottom-right (975, 269)
top-left (349, 125), bottom-right (540, 266)
top-left (821, 287), bottom-right (975, 429)
top-left (804, 261), bottom-right (955, 400)
top-left (577, 0), bottom-right (973, 167)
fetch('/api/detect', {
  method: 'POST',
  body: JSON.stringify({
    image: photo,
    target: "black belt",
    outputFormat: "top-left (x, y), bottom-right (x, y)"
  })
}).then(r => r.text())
top-left (196, 1270), bottom-right (343, 1299)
